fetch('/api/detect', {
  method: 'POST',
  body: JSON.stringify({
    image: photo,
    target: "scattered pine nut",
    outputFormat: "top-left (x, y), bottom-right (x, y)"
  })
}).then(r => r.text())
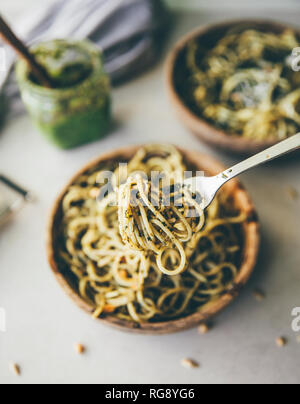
top-left (296, 336), bottom-right (300, 343)
top-left (181, 359), bottom-right (199, 369)
top-left (198, 323), bottom-right (210, 334)
top-left (9, 362), bottom-right (21, 376)
top-left (74, 343), bottom-right (85, 354)
top-left (276, 337), bottom-right (287, 348)
top-left (287, 186), bottom-right (298, 201)
top-left (253, 289), bottom-right (265, 302)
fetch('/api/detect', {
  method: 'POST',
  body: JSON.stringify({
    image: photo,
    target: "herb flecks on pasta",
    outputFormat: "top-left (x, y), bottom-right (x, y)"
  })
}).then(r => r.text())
top-left (118, 174), bottom-right (205, 276)
top-left (178, 28), bottom-right (300, 141)
top-left (58, 145), bottom-right (245, 323)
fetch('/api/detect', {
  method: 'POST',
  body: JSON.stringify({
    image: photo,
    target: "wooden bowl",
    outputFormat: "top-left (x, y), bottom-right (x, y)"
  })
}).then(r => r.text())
top-left (166, 19), bottom-right (299, 155)
top-left (47, 146), bottom-right (260, 334)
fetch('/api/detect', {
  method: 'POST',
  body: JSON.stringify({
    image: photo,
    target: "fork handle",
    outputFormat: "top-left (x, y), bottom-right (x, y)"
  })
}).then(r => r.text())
top-left (216, 133), bottom-right (300, 184)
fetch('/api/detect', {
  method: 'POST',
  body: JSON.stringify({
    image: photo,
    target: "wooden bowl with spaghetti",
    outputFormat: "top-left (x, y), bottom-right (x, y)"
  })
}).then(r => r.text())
top-left (47, 145), bottom-right (260, 334)
top-left (166, 20), bottom-right (300, 155)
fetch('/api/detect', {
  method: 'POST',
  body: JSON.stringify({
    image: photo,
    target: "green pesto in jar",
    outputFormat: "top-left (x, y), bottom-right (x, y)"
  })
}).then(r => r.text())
top-left (16, 39), bottom-right (111, 149)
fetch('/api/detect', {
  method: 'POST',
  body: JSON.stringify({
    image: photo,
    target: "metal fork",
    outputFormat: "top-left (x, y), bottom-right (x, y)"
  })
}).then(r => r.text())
top-left (0, 175), bottom-right (34, 226)
top-left (185, 133), bottom-right (300, 210)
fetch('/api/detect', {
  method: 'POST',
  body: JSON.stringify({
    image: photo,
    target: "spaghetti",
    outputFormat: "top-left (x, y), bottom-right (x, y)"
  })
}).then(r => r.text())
top-left (176, 27), bottom-right (300, 141)
top-left (58, 145), bottom-right (245, 322)
top-left (118, 174), bottom-right (205, 276)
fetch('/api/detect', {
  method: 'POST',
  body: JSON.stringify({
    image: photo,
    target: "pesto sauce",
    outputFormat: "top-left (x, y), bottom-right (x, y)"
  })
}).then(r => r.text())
top-left (16, 39), bottom-right (111, 149)
top-left (30, 40), bottom-right (93, 88)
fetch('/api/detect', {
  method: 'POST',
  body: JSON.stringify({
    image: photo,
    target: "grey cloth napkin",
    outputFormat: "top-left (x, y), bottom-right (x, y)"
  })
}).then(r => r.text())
top-left (0, 0), bottom-right (169, 115)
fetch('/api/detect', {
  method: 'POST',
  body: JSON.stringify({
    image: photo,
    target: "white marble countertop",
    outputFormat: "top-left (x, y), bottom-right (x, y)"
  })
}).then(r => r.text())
top-left (0, 2), bottom-right (300, 385)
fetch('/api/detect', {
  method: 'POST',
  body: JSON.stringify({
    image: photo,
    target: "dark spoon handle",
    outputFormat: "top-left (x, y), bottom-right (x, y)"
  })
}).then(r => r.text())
top-left (0, 14), bottom-right (53, 88)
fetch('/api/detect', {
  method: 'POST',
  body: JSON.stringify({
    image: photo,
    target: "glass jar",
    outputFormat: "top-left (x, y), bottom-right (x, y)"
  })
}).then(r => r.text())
top-left (16, 39), bottom-right (111, 149)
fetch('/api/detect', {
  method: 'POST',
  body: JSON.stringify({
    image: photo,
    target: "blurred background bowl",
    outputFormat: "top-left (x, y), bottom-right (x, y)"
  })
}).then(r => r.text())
top-left (47, 146), bottom-right (260, 334)
top-left (166, 19), bottom-right (300, 155)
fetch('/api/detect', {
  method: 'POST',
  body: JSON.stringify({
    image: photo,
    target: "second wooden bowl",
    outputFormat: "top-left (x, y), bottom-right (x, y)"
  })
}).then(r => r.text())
top-left (166, 19), bottom-right (299, 155)
top-left (47, 146), bottom-right (260, 334)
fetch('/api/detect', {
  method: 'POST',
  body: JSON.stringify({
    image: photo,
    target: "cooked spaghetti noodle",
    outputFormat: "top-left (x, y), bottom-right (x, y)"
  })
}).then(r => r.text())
top-left (118, 174), bottom-right (205, 276)
top-left (58, 145), bottom-right (245, 322)
top-left (176, 27), bottom-right (300, 140)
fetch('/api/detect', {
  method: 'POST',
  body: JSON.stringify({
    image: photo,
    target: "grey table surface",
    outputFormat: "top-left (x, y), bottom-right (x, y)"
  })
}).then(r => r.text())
top-left (0, 4), bottom-right (300, 385)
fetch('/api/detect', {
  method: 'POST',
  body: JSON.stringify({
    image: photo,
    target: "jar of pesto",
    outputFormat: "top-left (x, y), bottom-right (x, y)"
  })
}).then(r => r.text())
top-left (16, 39), bottom-right (111, 149)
